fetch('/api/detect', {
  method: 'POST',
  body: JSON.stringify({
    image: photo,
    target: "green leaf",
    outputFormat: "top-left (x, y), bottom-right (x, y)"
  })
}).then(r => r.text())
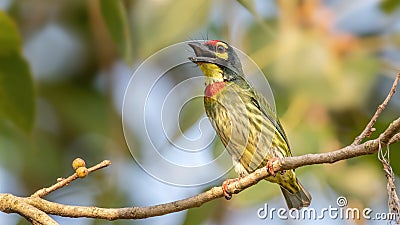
top-left (0, 10), bottom-right (35, 133)
top-left (99, 0), bottom-right (132, 63)
top-left (0, 13), bottom-right (20, 56)
top-left (380, 0), bottom-right (400, 13)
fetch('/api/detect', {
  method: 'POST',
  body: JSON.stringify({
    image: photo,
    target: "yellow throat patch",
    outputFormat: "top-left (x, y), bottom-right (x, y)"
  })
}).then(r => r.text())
top-left (198, 63), bottom-right (224, 85)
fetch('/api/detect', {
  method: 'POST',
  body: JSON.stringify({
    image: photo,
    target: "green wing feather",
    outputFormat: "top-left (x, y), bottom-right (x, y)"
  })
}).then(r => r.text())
top-left (234, 76), bottom-right (292, 156)
top-left (250, 90), bottom-right (292, 155)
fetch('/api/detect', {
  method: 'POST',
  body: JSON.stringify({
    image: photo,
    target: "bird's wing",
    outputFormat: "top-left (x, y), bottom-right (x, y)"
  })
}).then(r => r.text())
top-left (249, 87), bottom-right (292, 155)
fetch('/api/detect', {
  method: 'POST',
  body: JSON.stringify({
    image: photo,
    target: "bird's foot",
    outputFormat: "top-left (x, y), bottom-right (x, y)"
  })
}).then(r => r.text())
top-left (266, 157), bottom-right (280, 177)
top-left (222, 178), bottom-right (240, 200)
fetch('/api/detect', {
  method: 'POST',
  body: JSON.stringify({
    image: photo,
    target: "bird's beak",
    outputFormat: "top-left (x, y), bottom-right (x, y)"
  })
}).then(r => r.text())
top-left (188, 42), bottom-right (217, 64)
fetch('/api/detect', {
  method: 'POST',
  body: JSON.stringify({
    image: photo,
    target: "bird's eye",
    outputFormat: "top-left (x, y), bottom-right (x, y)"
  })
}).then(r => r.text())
top-left (217, 44), bottom-right (226, 53)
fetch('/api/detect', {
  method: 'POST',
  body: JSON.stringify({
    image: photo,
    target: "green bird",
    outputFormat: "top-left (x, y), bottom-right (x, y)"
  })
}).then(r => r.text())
top-left (188, 40), bottom-right (311, 209)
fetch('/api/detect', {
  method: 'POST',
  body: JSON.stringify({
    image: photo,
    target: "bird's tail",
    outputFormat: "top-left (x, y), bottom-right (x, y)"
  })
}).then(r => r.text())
top-left (280, 179), bottom-right (311, 209)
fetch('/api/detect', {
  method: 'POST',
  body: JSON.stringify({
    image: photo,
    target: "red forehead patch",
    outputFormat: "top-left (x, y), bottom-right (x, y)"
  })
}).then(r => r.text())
top-left (204, 40), bottom-right (220, 46)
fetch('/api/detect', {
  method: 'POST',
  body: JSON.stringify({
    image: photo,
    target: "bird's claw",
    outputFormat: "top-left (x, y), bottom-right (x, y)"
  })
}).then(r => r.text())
top-left (266, 157), bottom-right (280, 177)
top-left (222, 178), bottom-right (239, 200)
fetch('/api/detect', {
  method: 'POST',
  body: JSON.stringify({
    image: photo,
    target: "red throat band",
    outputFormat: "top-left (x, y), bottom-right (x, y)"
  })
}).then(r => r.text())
top-left (205, 82), bottom-right (225, 97)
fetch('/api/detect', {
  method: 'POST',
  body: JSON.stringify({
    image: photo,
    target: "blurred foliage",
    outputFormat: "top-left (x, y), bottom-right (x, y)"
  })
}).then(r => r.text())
top-left (99, 0), bottom-right (132, 64)
top-left (0, 0), bottom-right (399, 225)
top-left (0, 10), bottom-right (34, 133)
top-left (132, 0), bottom-right (212, 57)
top-left (182, 196), bottom-right (223, 225)
top-left (380, 0), bottom-right (400, 13)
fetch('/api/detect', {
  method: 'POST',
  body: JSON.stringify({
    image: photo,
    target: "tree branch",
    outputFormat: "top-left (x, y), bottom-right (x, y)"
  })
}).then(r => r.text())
top-left (280, 116), bottom-right (400, 169)
top-left (0, 116), bottom-right (396, 221)
top-left (0, 73), bottom-right (399, 223)
top-left (0, 194), bottom-right (58, 225)
top-left (389, 133), bottom-right (400, 145)
top-left (352, 71), bottom-right (400, 145)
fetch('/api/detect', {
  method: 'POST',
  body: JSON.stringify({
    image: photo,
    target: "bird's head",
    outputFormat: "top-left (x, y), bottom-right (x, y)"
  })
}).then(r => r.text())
top-left (188, 40), bottom-right (243, 84)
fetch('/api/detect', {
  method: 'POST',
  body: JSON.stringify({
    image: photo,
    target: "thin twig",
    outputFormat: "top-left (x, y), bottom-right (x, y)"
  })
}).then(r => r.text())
top-left (379, 118), bottom-right (400, 144)
top-left (352, 71), bottom-right (400, 145)
top-left (87, 160), bottom-right (111, 173)
top-left (236, 0), bottom-right (276, 38)
top-left (31, 160), bottom-right (111, 198)
top-left (389, 133), bottom-right (400, 145)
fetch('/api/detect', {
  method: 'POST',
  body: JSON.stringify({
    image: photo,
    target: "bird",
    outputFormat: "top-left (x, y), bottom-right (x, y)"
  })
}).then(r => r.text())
top-left (188, 40), bottom-right (311, 209)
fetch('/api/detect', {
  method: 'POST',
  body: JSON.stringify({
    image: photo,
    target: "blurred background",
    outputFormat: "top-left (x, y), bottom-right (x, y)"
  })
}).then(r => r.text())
top-left (0, 0), bottom-right (400, 224)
